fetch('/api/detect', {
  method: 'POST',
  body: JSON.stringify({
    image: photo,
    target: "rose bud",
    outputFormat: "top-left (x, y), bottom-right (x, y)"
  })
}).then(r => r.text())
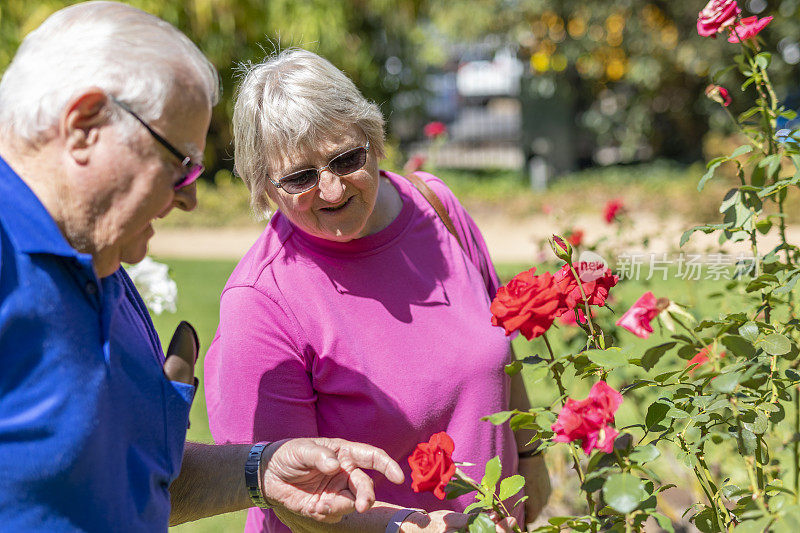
top-left (549, 235), bottom-right (573, 264)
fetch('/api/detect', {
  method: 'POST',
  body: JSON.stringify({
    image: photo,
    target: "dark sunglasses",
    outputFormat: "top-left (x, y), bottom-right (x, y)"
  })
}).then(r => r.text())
top-left (109, 96), bottom-right (204, 190)
top-left (270, 140), bottom-right (370, 195)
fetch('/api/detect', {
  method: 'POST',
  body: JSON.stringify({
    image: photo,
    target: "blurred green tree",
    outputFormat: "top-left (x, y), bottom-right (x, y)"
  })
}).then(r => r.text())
top-left (428, 0), bottom-right (800, 165)
top-left (0, 0), bottom-right (426, 178)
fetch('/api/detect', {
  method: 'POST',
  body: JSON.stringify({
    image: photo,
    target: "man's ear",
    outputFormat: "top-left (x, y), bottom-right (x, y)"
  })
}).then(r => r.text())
top-left (60, 88), bottom-right (110, 164)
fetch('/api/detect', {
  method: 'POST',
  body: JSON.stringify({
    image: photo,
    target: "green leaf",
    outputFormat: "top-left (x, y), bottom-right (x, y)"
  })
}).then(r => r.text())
top-left (464, 501), bottom-right (494, 512)
top-left (653, 512), bottom-right (675, 533)
top-left (731, 145), bottom-right (754, 158)
top-left (602, 473), bottom-right (648, 514)
top-left (641, 342), bottom-right (676, 371)
top-left (483, 411), bottom-right (513, 425)
top-left (732, 517), bottom-right (771, 532)
top-left (445, 477), bottom-right (478, 499)
top-left (466, 510), bottom-right (495, 532)
top-left (699, 159), bottom-right (724, 191)
top-left (721, 335), bottom-right (756, 358)
top-left (504, 361), bottom-right (522, 376)
top-left (712, 372), bottom-right (741, 393)
top-left (739, 322), bottom-right (760, 343)
top-left (737, 427), bottom-right (758, 455)
top-left (498, 475), bottom-right (525, 501)
top-left (759, 333), bottom-right (792, 355)
top-left (628, 444), bottom-right (660, 464)
top-left (480, 456), bottom-right (501, 493)
top-left (584, 347), bottom-right (629, 369)
top-left (755, 52), bottom-right (771, 70)
top-left (645, 401), bottom-right (671, 430)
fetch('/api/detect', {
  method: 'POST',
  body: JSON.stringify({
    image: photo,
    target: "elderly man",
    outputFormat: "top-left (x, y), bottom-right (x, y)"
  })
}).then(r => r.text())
top-left (0, 2), bottom-right (403, 531)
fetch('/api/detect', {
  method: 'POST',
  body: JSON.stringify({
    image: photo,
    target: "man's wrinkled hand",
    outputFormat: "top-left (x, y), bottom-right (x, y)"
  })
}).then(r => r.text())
top-left (260, 437), bottom-right (405, 523)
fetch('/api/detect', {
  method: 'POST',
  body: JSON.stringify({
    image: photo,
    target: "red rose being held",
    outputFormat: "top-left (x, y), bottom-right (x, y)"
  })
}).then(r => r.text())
top-left (697, 0), bottom-right (740, 37)
top-left (551, 381), bottom-right (623, 454)
top-left (727, 16), bottom-right (773, 43)
top-left (408, 431), bottom-right (457, 500)
top-left (491, 268), bottom-right (564, 340)
top-left (553, 262), bottom-right (618, 316)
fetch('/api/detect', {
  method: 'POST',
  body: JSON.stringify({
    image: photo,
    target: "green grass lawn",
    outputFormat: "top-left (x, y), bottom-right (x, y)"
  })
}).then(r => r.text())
top-left (154, 258), bottom-right (748, 531)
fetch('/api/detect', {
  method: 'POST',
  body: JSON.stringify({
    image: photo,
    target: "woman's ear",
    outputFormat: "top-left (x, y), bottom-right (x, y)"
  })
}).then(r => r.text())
top-left (60, 87), bottom-right (109, 164)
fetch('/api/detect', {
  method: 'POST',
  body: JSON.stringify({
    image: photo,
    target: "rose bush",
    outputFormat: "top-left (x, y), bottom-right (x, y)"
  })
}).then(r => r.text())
top-left (460, 3), bottom-right (800, 531)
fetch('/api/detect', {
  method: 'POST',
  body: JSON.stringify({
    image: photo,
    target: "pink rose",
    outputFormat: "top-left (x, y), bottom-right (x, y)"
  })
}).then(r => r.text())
top-left (697, 0), bottom-right (740, 37)
top-left (551, 381), bottom-right (623, 454)
top-left (424, 121), bottom-right (447, 139)
top-left (705, 84), bottom-right (732, 107)
top-left (727, 16), bottom-right (773, 43)
top-left (615, 292), bottom-right (669, 339)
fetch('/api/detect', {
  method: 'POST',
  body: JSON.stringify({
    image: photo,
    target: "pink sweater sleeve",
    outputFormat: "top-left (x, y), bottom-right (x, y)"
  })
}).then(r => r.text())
top-left (206, 285), bottom-right (318, 444)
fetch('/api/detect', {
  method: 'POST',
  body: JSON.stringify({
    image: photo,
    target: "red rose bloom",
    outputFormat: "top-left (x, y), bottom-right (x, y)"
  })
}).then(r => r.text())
top-left (697, 0), bottom-right (740, 37)
top-left (566, 229), bottom-right (584, 247)
top-left (553, 262), bottom-right (618, 316)
top-left (408, 431), bottom-right (457, 500)
top-left (615, 292), bottom-right (667, 339)
top-left (424, 121), bottom-right (447, 139)
top-left (491, 268), bottom-right (564, 340)
top-left (552, 381), bottom-right (623, 454)
top-left (727, 16), bottom-right (773, 43)
top-left (603, 199), bottom-right (624, 224)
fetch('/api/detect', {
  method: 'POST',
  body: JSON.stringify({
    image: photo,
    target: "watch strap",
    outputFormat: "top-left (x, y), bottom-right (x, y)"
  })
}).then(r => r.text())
top-left (245, 441), bottom-right (274, 508)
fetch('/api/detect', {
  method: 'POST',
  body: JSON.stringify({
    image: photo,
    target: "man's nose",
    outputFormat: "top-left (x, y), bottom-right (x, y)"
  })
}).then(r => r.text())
top-left (173, 181), bottom-right (198, 212)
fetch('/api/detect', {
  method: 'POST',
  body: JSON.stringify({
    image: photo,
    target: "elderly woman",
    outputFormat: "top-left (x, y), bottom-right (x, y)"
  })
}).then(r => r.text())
top-left (204, 49), bottom-right (549, 532)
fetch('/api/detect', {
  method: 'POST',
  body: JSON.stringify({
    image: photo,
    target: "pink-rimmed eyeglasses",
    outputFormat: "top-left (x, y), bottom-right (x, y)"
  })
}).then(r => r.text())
top-left (110, 96), bottom-right (204, 190)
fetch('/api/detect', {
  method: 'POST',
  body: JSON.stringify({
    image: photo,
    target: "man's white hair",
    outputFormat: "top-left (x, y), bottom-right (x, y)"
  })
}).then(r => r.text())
top-left (233, 48), bottom-right (386, 217)
top-left (0, 1), bottom-right (219, 144)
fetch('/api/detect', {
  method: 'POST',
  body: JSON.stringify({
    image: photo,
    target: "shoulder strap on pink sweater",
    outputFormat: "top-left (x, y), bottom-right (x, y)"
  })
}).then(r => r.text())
top-left (404, 172), bottom-right (464, 250)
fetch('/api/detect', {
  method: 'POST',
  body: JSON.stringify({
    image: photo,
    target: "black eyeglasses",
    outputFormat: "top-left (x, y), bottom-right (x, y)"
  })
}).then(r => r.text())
top-left (269, 140), bottom-right (370, 195)
top-left (109, 96), bottom-right (204, 190)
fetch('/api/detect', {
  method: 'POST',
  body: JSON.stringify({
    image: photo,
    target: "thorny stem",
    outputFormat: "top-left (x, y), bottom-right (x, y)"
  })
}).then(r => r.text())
top-left (679, 436), bottom-right (727, 531)
top-left (541, 334), bottom-right (597, 524)
top-left (460, 477), bottom-right (523, 533)
top-left (568, 264), bottom-right (600, 349)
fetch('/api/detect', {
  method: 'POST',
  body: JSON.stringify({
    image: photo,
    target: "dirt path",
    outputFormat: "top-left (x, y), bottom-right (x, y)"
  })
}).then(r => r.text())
top-left (150, 212), bottom-right (796, 264)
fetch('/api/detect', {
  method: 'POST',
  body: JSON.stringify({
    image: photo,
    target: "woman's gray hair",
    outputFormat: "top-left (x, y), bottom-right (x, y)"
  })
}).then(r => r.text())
top-left (0, 1), bottom-right (219, 144)
top-left (233, 48), bottom-right (386, 217)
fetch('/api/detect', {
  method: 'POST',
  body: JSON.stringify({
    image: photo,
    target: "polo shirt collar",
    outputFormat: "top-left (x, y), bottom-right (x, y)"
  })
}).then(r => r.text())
top-left (0, 154), bottom-right (81, 258)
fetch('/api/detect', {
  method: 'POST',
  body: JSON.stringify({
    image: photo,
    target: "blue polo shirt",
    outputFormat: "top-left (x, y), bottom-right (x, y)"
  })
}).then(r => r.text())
top-left (0, 155), bottom-right (195, 531)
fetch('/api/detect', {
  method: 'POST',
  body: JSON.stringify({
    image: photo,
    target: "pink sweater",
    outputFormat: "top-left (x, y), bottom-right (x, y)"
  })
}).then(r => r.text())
top-left (204, 170), bottom-right (521, 532)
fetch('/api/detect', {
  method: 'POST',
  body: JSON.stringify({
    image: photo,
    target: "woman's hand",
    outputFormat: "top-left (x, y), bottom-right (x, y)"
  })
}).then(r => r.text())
top-left (400, 510), bottom-right (518, 533)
